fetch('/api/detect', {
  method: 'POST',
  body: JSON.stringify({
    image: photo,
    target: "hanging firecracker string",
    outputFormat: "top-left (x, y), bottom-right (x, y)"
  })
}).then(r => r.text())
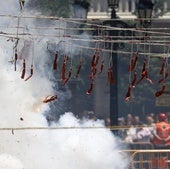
top-left (98, 59), bottom-right (104, 74)
top-left (25, 40), bottom-right (34, 81)
top-left (97, 40), bottom-right (105, 75)
top-left (98, 26), bottom-right (105, 75)
top-left (136, 59), bottom-right (146, 85)
top-left (53, 51), bottom-right (58, 70)
top-left (86, 79), bottom-right (94, 95)
top-left (60, 39), bottom-right (67, 85)
top-left (158, 57), bottom-right (169, 84)
top-left (21, 59), bottom-right (26, 79)
top-left (75, 60), bottom-right (82, 78)
top-left (65, 66), bottom-right (72, 83)
top-left (65, 47), bottom-right (74, 84)
top-left (145, 42), bottom-right (153, 84)
top-left (75, 49), bottom-right (83, 79)
top-left (63, 41), bottom-right (73, 85)
top-left (25, 63), bottom-right (33, 81)
top-left (131, 70), bottom-right (137, 88)
top-left (130, 45), bottom-right (139, 89)
top-left (92, 42), bottom-right (100, 65)
top-left (136, 42), bottom-right (153, 85)
top-left (125, 84), bottom-right (131, 102)
top-left (86, 40), bottom-right (102, 95)
top-left (87, 50), bottom-right (98, 94)
top-left (125, 40), bottom-right (154, 101)
top-left (136, 44), bottom-right (147, 85)
top-left (107, 42), bottom-right (115, 85)
top-left (89, 46), bottom-right (100, 80)
top-left (125, 42), bottom-right (134, 102)
top-left (164, 55), bottom-right (169, 78)
top-left (43, 21), bottom-right (62, 103)
top-left (155, 83), bottom-right (166, 97)
top-left (14, 49), bottom-right (18, 71)
top-left (158, 46), bottom-right (169, 84)
top-left (61, 55), bottom-right (68, 85)
top-left (52, 40), bottom-right (65, 72)
top-left (63, 54), bottom-right (73, 85)
top-left (158, 71), bottom-right (168, 83)
top-left (128, 57), bottom-right (134, 72)
top-left (20, 28), bottom-right (27, 79)
top-left (125, 43), bottom-right (139, 102)
top-left (125, 39), bottom-right (134, 102)
top-left (155, 47), bottom-right (169, 97)
top-left (128, 34), bottom-right (136, 73)
top-left (128, 51), bottom-right (139, 72)
top-left (159, 58), bottom-right (166, 75)
top-left (107, 66), bottom-right (115, 85)
top-left (14, 12), bottom-right (22, 72)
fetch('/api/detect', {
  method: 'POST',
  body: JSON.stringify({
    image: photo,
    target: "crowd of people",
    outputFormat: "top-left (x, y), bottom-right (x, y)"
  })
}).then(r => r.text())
top-left (117, 112), bottom-right (170, 149)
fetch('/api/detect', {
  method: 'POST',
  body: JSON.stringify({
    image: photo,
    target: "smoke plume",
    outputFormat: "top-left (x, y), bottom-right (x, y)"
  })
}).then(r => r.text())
top-left (0, 1), bottom-right (129, 169)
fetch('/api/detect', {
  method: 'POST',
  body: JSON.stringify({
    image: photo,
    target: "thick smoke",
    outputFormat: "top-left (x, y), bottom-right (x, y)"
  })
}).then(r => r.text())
top-left (0, 154), bottom-right (23, 169)
top-left (0, 1), bottom-right (129, 169)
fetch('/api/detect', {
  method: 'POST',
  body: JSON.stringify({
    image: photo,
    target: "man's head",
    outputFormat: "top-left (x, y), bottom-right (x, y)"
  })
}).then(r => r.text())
top-left (158, 113), bottom-right (167, 122)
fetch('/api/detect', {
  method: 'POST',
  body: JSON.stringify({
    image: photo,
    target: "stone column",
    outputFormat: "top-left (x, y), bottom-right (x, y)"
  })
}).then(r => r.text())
top-left (164, 2), bottom-right (168, 11)
top-left (118, 0), bottom-right (123, 12)
top-left (125, 0), bottom-right (129, 12)
top-left (131, 0), bottom-right (136, 13)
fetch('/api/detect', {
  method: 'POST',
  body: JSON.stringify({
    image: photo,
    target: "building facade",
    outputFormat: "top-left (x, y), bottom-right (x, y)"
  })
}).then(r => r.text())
top-left (87, 0), bottom-right (170, 19)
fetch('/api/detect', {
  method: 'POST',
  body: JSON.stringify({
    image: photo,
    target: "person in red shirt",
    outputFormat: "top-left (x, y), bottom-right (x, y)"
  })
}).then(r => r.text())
top-left (152, 113), bottom-right (170, 149)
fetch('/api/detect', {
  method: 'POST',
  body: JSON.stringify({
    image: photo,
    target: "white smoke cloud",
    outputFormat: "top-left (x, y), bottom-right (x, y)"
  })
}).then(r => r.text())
top-left (0, 112), bottom-right (128, 169)
top-left (0, 0), bottom-right (20, 15)
top-left (0, 154), bottom-right (23, 169)
top-left (0, 1), bottom-right (129, 169)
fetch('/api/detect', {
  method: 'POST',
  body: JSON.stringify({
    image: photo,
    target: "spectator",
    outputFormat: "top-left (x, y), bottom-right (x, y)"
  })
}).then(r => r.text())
top-left (135, 127), bottom-right (152, 143)
top-left (151, 113), bottom-right (170, 149)
top-left (146, 115), bottom-right (155, 126)
top-left (124, 126), bottom-right (136, 143)
top-left (126, 113), bottom-right (134, 126)
top-left (134, 115), bottom-right (144, 126)
top-left (105, 117), bottom-right (110, 127)
top-left (132, 116), bottom-right (152, 143)
top-left (118, 117), bottom-right (127, 140)
top-left (166, 112), bottom-right (170, 123)
top-left (145, 115), bottom-right (155, 133)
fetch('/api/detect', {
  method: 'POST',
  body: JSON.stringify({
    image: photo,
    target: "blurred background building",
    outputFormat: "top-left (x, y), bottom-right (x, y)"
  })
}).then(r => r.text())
top-left (88, 0), bottom-right (170, 19)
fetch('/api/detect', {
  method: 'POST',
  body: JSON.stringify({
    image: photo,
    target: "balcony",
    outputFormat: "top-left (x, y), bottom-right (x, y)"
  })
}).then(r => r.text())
top-left (87, 0), bottom-right (170, 19)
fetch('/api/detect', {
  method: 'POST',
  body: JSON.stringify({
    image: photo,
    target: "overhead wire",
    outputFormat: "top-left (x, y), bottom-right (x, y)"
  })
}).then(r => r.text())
top-left (0, 13), bottom-right (170, 35)
top-left (0, 14), bottom-right (169, 57)
top-left (1, 31), bottom-right (170, 48)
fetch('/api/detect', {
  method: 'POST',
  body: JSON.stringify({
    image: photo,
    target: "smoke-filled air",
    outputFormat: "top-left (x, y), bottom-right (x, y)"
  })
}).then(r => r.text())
top-left (0, 1), bottom-right (128, 169)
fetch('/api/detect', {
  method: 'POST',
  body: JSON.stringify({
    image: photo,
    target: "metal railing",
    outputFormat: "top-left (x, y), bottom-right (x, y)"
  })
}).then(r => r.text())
top-left (120, 147), bottom-right (170, 169)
